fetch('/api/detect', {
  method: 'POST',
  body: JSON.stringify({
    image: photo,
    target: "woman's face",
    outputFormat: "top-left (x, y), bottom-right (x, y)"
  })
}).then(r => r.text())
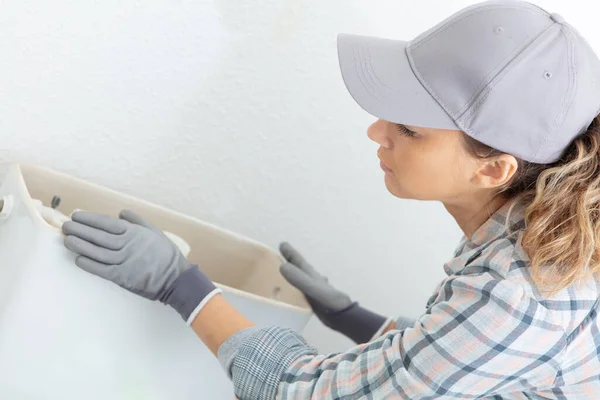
top-left (368, 119), bottom-right (482, 202)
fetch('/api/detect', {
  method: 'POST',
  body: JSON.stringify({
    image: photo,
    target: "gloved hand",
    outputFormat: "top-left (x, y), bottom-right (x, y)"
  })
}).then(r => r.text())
top-left (279, 242), bottom-right (389, 344)
top-left (62, 210), bottom-right (221, 324)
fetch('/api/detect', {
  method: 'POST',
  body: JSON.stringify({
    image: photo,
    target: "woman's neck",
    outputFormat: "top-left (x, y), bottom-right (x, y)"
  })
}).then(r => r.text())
top-left (443, 194), bottom-right (508, 239)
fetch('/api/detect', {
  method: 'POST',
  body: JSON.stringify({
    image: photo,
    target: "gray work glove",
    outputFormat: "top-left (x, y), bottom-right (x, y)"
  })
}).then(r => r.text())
top-left (62, 210), bottom-right (221, 324)
top-left (279, 242), bottom-right (388, 344)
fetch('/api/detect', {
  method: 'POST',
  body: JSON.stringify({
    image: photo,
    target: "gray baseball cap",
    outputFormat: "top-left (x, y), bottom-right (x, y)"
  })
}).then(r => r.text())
top-left (337, 0), bottom-right (600, 164)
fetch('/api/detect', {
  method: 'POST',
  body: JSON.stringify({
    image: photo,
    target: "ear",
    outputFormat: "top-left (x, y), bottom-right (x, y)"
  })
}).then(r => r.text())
top-left (473, 154), bottom-right (518, 189)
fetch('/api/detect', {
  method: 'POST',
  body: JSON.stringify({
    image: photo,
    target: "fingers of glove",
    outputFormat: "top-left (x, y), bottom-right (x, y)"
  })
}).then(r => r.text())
top-left (280, 261), bottom-right (312, 288)
top-left (279, 242), bottom-right (321, 279)
top-left (74, 255), bottom-right (118, 282)
top-left (118, 210), bottom-right (157, 232)
top-left (280, 262), bottom-right (343, 309)
top-left (71, 211), bottom-right (128, 235)
top-left (63, 221), bottom-right (126, 251)
top-left (315, 285), bottom-right (353, 311)
top-left (65, 235), bottom-right (126, 265)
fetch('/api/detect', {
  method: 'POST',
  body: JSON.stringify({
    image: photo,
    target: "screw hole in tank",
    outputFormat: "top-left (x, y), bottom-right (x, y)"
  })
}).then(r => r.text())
top-left (272, 286), bottom-right (281, 300)
top-left (0, 195), bottom-right (14, 221)
top-left (51, 195), bottom-right (61, 209)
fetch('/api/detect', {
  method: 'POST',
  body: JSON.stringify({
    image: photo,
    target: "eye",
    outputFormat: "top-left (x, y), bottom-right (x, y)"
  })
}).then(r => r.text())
top-left (396, 124), bottom-right (417, 137)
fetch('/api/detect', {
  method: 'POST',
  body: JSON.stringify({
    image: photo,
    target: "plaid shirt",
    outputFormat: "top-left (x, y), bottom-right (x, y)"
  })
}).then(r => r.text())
top-left (221, 201), bottom-right (600, 399)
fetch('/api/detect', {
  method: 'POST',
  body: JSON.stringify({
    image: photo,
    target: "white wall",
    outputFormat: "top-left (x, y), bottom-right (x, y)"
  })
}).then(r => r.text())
top-left (0, 0), bottom-right (598, 353)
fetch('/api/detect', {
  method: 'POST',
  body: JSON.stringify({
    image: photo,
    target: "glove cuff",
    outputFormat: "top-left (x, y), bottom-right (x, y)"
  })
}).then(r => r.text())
top-left (160, 265), bottom-right (221, 323)
top-left (323, 302), bottom-right (388, 344)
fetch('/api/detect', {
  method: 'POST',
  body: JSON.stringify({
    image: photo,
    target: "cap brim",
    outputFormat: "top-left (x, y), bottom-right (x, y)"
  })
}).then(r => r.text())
top-left (337, 33), bottom-right (458, 130)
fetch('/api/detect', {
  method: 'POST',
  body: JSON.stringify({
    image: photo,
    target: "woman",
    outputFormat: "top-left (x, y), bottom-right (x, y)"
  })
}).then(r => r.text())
top-left (61, 1), bottom-right (600, 398)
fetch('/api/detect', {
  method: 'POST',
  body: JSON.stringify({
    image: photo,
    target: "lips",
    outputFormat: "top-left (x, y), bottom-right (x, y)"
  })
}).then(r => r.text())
top-left (379, 159), bottom-right (393, 174)
top-left (377, 148), bottom-right (394, 174)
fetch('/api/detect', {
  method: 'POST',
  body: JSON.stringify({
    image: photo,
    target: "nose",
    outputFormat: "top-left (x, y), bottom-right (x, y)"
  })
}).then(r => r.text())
top-left (367, 119), bottom-right (392, 149)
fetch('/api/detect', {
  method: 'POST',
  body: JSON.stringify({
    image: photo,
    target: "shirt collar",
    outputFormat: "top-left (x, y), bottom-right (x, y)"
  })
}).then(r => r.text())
top-left (445, 199), bottom-right (526, 275)
top-left (469, 200), bottom-right (525, 248)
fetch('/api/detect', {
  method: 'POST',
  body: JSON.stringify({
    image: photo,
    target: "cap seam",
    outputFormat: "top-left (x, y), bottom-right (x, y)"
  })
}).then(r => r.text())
top-left (352, 40), bottom-right (408, 118)
top-left (459, 23), bottom-right (561, 131)
top-left (526, 1), bottom-right (555, 18)
top-left (339, 41), bottom-right (388, 119)
top-left (455, 21), bottom-right (554, 118)
top-left (409, 4), bottom-right (552, 123)
top-left (353, 43), bottom-right (388, 102)
top-left (358, 39), bottom-right (460, 126)
top-left (533, 25), bottom-right (578, 163)
top-left (364, 44), bottom-right (400, 94)
top-left (405, 46), bottom-right (457, 128)
top-left (362, 45), bottom-right (410, 103)
top-left (411, 3), bottom-right (548, 51)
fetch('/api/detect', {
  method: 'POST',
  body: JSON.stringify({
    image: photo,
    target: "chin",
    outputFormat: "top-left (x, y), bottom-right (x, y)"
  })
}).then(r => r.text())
top-left (383, 174), bottom-right (428, 200)
top-left (384, 175), bottom-right (409, 199)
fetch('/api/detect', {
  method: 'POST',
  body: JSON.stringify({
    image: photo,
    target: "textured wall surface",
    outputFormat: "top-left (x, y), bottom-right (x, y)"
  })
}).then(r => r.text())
top-left (1, 0), bottom-right (598, 352)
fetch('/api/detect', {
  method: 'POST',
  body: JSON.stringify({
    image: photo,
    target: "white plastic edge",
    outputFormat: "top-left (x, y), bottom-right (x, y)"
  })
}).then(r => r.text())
top-left (10, 164), bottom-right (312, 316)
top-left (163, 231), bottom-right (191, 258)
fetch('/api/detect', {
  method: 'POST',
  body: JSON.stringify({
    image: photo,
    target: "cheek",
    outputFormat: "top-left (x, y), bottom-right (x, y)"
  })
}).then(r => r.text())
top-left (390, 144), bottom-right (468, 200)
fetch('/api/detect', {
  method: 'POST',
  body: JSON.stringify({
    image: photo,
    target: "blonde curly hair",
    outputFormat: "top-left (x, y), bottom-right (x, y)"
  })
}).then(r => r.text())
top-left (463, 115), bottom-right (600, 293)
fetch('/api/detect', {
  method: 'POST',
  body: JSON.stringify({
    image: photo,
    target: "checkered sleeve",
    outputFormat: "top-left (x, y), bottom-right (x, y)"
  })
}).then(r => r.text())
top-left (230, 272), bottom-right (568, 399)
top-left (394, 315), bottom-right (416, 331)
